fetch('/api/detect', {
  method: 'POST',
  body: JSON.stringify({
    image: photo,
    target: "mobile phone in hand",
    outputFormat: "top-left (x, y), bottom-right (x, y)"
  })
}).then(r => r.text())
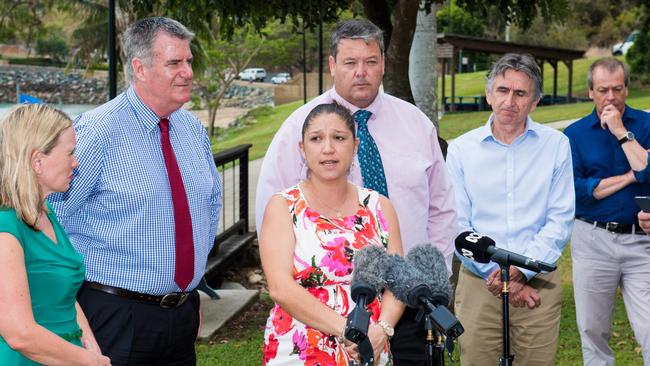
top-left (634, 196), bottom-right (650, 212)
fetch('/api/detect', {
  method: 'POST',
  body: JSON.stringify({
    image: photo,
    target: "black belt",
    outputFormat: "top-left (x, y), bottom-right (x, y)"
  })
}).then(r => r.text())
top-left (577, 217), bottom-right (643, 234)
top-left (84, 281), bottom-right (193, 308)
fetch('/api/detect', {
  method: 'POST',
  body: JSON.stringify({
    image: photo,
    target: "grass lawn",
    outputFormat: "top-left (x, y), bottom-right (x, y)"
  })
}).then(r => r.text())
top-left (196, 246), bottom-right (645, 365)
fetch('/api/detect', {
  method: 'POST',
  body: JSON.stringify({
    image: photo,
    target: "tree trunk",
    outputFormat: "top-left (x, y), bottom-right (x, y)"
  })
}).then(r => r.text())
top-left (360, 0), bottom-right (393, 54)
top-left (409, 2), bottom-right (447, 157)
top-left (409, 1), bottom-right (438, 128)
top-left (385, 0), bottom-right (419, 104)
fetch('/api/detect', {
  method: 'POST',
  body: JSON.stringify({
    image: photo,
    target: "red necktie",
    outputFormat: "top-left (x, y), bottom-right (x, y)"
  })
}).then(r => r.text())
top-left (159, 118), bottom-right (194, 291)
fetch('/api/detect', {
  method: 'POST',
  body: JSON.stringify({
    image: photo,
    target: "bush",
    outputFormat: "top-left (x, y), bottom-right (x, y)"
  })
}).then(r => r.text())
top-left (36, 35), bottom-right (70, 63)
top-left (8, 57), bottom-right (66, 68)
top-left (627, 28), bottom-right (650, 85)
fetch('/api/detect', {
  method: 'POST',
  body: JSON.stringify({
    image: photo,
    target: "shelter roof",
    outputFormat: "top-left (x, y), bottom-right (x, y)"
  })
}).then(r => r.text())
top-left (437, 33), bottom-right (585, 60)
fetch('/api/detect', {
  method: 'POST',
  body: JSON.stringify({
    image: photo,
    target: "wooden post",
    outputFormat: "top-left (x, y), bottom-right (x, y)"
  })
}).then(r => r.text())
top-left (566, 60), bottom-right (574, 102)
top-left (451, 48), bottom-right (456, 112)
top-left (549, 59), bottom-right (558, 100)
top-left (441, 59), bottom-right (446, 112)
top-left (538, 59), bottom-right (544, 93)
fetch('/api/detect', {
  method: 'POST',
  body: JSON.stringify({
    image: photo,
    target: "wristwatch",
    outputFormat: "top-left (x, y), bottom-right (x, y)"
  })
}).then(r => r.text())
top-left (377, 320), bottom-right (395, 339)
top-left (618, 131), bottom-right (635, 145)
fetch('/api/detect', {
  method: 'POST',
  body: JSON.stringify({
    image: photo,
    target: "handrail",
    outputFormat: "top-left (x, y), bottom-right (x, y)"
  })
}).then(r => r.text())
top-left (213, 143), bottom-right (253, 245)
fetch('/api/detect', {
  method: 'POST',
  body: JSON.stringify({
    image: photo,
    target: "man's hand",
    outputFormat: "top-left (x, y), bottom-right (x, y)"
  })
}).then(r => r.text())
top-left (600, 104), bottom-right (626, 137)
top-left (638, 210), bottom-right (650, 235)
top-left (486, 266), bottom-right (526, 297)
top-left (510, 285), bottom-right (541, 309)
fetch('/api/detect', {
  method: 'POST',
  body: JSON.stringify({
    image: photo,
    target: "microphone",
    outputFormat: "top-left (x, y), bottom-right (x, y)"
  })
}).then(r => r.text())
top-left (385, 253), bottom-right (464, 339)
top-left (346, 244), bottom-right (389, 361)
top-left (406, 244), bottom-right (452, 305)
top-left (454, 231), bottom-right (557, 273)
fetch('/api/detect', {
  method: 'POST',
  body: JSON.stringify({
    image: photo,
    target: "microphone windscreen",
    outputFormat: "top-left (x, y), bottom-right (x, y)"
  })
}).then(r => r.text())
top-left (384, 254), bottom-right (429, 308)
top-left (352, 245), bottom-right (389, 293)
top-left (454, 231), bottom-right (495, 263)
top-left (407, 245), bottom-right (452, 303)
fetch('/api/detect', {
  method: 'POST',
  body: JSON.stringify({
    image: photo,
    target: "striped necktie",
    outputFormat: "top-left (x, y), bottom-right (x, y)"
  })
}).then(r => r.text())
top-left (354, 110), bottom-right (389, 197)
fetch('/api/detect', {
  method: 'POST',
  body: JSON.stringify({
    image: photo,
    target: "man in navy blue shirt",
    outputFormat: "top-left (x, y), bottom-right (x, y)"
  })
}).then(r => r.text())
top-left (564, 57), bottom-right (650, 366)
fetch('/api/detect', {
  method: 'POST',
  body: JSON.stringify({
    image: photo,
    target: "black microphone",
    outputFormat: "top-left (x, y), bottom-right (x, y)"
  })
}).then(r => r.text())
top-left (346, 245), bottom-right (389, 352)
top-left (454, 231), bottom-right (557, 273)
top-left (385, 253), bottom-right (464, 339)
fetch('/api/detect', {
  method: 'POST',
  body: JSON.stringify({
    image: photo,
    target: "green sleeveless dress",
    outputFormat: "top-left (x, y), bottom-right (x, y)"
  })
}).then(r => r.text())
top-left (0, 201), bottom-right (86, 365)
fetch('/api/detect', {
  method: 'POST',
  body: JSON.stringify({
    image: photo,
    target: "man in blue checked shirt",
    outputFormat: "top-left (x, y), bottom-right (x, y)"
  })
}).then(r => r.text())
top-left (446, 53), bottom-right (575, 366)
top-left (50, 17), bottom-right (222, 366)
top-left (565, 58), bottom-right (650, 366)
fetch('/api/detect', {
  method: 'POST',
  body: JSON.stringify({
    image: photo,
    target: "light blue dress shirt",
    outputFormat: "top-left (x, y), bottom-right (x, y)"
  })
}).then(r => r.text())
top-left (50, 87), bottom-right (222, 295)
top-left (446, 116), bottom-right (575, 280)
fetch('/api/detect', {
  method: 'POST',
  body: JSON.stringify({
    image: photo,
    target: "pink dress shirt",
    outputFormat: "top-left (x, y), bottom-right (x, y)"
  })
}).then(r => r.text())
top-left (255, 88), bottom-right (457, 271)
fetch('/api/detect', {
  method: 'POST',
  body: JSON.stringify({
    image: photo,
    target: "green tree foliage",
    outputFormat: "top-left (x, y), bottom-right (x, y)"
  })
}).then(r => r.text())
top-left (626, 2), bottom-right (650, 84)
top-left (456, 0), bottom-right (569, 30)
top-left (572, 0), bottom-right (642, 47)
top-left (0, 0), bottom-right (52, 49)
top-left (35, 33), bottom-right (69, 62)
top-left (437, 3), bottom-right (491, 71)
top-left (195, 25), bottom-right (265, 138)
top-left (510, 16), bottom-right (589, 50)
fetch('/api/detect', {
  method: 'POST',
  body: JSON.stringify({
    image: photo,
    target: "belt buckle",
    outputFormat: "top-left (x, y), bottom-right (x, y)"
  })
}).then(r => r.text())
top-left (606, 222), bottom-right (620, 233)
top-left (160, 292), bottom-right (189, 309)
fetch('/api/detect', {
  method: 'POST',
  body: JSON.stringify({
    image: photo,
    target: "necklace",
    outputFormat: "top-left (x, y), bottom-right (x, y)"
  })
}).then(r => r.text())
top-left (304, 182), bottom-right (351, 218)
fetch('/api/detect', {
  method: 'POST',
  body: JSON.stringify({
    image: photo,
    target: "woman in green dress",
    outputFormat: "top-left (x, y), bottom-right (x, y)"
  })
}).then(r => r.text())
top-left (0, 104), bottom-right (111, 365)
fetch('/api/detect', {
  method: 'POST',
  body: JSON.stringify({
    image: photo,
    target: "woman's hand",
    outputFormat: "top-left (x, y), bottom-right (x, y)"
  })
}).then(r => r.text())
top-left (85, 351), bottom-right (111, 366)
top-left (367, 323), bottom-right (388, 365)
top-left (344, 339), bottom-right (360, 364)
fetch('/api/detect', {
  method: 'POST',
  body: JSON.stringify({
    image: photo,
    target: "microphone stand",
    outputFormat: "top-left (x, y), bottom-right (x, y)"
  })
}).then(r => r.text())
top-left (425, 315), bottom-right (436, 366)
top-left (499, 263), bottom-right (514, 366)
top-left (421, 311), bottom-right (446, 366)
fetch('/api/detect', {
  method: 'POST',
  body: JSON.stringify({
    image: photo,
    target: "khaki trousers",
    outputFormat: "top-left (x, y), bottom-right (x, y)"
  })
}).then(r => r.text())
top-left (455, 265), bottom-right (562, 366)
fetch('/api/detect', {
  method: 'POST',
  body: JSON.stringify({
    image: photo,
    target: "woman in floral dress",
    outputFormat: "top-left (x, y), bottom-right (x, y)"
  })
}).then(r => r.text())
top-left (259, 102), bottom-right (405, 365)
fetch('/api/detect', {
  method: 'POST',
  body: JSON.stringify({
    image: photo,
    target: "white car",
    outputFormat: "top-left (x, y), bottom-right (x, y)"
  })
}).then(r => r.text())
top-left (271, 72), bottom-right (292, 84)
top-left (238, 68), bottom-right (267, 82)
top-left (612, 31), bottom-right (639, 56)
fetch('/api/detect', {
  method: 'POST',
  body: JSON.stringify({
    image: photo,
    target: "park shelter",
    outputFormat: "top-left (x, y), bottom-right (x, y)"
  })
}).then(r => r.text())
top-left (437, 33), bottom-right (585, 112)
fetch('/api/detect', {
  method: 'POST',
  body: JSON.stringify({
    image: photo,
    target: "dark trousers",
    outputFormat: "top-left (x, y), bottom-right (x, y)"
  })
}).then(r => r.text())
top-left (77, 285), bottom-right (200, 366)
top-left (390, 307), bottom-right (427, 365)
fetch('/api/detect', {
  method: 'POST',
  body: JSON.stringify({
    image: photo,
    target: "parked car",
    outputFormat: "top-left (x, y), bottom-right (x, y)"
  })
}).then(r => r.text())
top-left (612, 30), bottom-right (639, 56)
top-left (271, 72), bottom-right (292, 84)
top-left (238, 68), bottom-right (267, 82)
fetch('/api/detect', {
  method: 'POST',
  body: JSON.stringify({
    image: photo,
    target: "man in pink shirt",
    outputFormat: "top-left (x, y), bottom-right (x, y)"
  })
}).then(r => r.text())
top-left (256, 18), bottom-right (456, 365)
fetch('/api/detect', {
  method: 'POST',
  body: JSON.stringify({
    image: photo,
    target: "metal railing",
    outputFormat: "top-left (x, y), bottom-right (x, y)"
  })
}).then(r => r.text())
top-left (213, 144), bottom-right (252, 245)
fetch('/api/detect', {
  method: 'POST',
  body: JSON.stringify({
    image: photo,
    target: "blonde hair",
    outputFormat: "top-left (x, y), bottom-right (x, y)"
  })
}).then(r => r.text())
top-left (0, 104), bottom-right (72, 229)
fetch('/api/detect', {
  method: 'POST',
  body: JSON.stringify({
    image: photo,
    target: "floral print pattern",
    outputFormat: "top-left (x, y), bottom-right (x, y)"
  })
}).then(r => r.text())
top-left (262, 183), bottom-right (391, 365)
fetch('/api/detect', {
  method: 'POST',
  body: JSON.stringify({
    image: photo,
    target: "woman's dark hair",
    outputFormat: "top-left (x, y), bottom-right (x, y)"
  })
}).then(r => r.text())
top-left (301, 102), bottom-right (356, 140)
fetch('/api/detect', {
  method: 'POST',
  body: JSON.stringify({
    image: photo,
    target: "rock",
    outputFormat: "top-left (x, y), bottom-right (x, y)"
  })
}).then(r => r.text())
top-left (247, 273), bottom-right (264, 285)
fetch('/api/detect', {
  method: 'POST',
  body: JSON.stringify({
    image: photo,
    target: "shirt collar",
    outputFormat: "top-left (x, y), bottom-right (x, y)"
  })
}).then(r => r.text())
top-left (126, 87), bottom-right (183, 132)
top-left (479, 114), bottom-right (539, 143)
top-left (329, 88), bottom-right (384, 121)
